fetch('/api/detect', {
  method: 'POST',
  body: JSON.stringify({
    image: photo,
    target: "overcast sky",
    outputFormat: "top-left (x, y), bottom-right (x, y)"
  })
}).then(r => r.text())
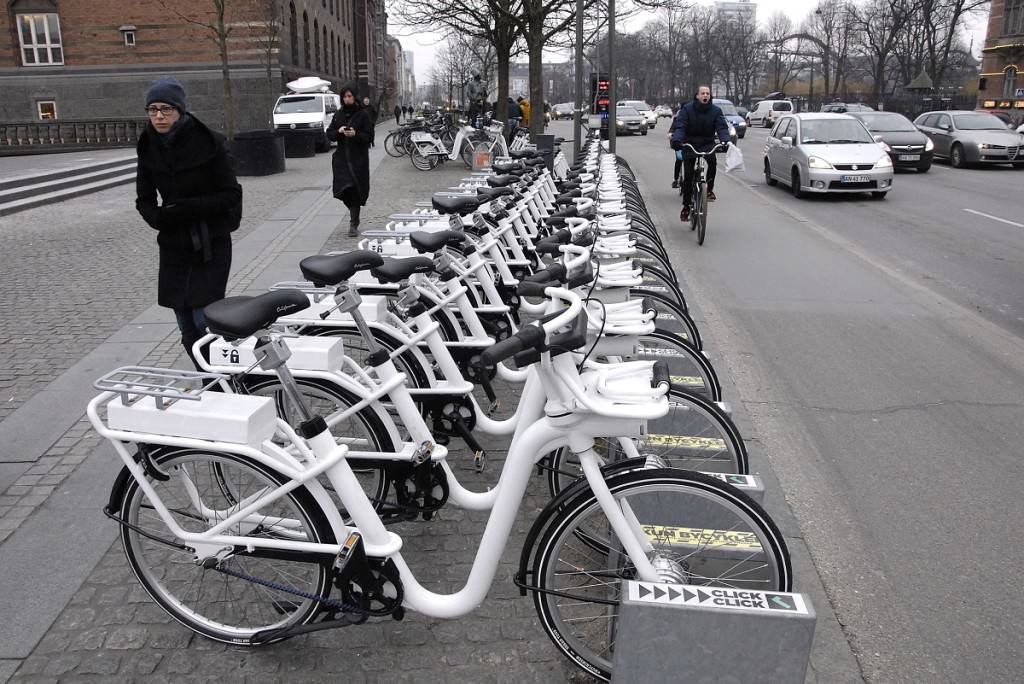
top-left (390, 0), bottom-right (989, 84)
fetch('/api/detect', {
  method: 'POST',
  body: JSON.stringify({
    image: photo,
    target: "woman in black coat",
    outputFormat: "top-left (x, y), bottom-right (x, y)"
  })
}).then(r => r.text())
top-left (135, 77), bottom-right (242, 368)
top-left (327, 84), bottom-right (373, 237)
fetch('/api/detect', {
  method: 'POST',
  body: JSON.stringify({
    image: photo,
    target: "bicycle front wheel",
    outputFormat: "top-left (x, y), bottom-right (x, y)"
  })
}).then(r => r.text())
top-left (533, 468), bottom-right (791, 680)
top-left (119, 448), bottom-right (335, 644)
top-left (696, 182), bottom-right (708, 244)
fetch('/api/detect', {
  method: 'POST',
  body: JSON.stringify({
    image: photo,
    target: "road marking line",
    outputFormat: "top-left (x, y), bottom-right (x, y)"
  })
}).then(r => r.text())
top-left (963, 208), bottom-right (1023, 228)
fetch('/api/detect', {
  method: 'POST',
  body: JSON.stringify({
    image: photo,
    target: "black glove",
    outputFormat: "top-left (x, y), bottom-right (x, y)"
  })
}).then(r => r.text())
top-left (669, 138), bottom-right (682, 151)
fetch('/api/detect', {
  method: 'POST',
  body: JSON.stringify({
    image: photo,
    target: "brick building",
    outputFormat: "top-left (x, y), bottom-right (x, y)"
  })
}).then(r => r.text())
top-left (978, 0), bottom-right (1024, 121)
top-left (1, 0), bottom-right (386, 133)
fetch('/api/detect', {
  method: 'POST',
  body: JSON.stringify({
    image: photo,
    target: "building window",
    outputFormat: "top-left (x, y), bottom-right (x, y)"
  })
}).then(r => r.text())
top-left (323, 26), bottom-right (329, 75)
top-left (1005, 67), bottom-right (1019, 99)
top-left (37, 100), bottom-right (57, 120)
top-left (16, 13), bottom-right (64, 66)
top-left (1006, 0), bottom-right (1024, 36)
top-left (123, 31), bottom-right (135, 46)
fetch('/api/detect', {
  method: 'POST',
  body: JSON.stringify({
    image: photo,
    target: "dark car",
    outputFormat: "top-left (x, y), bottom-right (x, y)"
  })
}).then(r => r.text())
top-left (821, 102), bottom-right (874, 114)
top-left (848, 111), bottom-right (934, 172)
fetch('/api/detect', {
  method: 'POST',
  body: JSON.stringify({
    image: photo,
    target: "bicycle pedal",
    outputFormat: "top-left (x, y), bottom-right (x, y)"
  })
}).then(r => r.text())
top-left (473, 450), bottom-right (487, 472)
top-left (487, 399), bottom-right (501, 416)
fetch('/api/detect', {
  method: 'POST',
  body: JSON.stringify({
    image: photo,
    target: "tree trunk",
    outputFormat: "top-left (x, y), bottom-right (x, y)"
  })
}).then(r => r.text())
top-left (528, 36), bottom-right (544, 140)
top-left (496, 49), bottom-right (510, 122)
top-left (220, 28), bottom-right (234, 139)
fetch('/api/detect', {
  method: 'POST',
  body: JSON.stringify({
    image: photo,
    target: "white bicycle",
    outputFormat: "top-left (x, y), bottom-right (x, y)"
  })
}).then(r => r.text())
top-left (89, 286), bottom-right (790, 681)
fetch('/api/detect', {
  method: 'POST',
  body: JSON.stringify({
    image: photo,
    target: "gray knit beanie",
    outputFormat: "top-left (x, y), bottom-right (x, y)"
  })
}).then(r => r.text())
top-left (145, 77), bottom-right (187, 112)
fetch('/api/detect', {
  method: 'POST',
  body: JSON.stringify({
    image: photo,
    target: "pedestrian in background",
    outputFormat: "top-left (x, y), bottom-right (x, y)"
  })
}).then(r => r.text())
top-left (328, 84), bottom-right (373, 237)
top-left (362, 96), bottom-right (378, 147)
top-left (506, 96), bottom-right (523, 143)
top-left (517, 96), bottom-right (531, 127)
top-left (135, 76), bottom-right (242, 369)
top-left (394, 103), bottom-right (402, 125)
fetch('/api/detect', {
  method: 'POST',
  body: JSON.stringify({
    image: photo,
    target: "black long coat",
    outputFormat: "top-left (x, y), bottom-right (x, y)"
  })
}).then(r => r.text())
top-left (136, 114), bottom-right (242, 309)
top-left (326, 106), bottom-right (372, 207)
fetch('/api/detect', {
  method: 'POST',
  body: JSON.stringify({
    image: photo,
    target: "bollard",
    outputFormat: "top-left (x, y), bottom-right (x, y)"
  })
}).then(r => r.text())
top-left (230, 130), bottom-right (286, 176)
top-left (281, 130), bottom-right (317, 158)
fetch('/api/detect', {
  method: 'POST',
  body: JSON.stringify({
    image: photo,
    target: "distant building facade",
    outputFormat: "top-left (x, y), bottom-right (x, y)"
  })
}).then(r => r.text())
top-left (978, 0), bottom-right (1024, 120)
top-left (1, 0), bottom-right (392, 132)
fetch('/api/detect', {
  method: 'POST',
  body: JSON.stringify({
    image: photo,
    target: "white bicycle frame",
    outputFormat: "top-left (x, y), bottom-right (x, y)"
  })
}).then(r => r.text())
top-left (89, 288), bottom-right (670, 619)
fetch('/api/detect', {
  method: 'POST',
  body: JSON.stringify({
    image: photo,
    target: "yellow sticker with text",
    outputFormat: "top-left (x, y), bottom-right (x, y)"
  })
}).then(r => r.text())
top-left (643, 524), bottom-right (762, 551)
top-left (644, 434), bottom-right (727, 451)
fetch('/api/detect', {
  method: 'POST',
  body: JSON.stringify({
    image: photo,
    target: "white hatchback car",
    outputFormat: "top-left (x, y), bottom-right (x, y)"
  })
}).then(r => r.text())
top-left (763, 113), bottom-right (894, 199)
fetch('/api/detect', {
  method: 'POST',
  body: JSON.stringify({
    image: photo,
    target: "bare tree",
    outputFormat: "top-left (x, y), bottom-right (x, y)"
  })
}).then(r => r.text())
top-left (248, 0), bottom-right (283, 116)
top-left (848, 0), bottom-right (917, 102)
top-left (159, 0), bottom-right (240, 138)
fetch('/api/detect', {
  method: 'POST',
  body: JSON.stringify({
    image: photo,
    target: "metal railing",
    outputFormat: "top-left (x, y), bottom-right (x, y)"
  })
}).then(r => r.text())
top-left (0, 118), bottom-right (148, 154)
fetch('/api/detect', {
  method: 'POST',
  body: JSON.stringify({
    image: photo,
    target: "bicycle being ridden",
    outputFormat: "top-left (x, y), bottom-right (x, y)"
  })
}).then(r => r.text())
top-left (676, 142), bottom-right (728, 245)
top-left (670, 86), bottom-right (731, 240)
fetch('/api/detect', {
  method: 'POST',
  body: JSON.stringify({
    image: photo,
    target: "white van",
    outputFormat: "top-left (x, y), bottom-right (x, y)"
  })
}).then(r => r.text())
top-left (272, 77), bottom-right (340, 152)
top-left (747, 99), bottom-right (793, 128)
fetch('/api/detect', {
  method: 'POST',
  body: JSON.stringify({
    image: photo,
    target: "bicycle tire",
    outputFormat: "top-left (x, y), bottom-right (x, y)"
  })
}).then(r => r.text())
top-left (384, 130), bottom-right (405, 158)
top-left (635, 265), bottom-right (688, 312)
top-left (410, 145), bottom-right (434, 171)
top-left (120, 448), bottom-right (335, 645)
top-left (690, 181), bottom-right (701, 232)
top-left (697, 182), bottom-right (708, 245)
top-left (533, 468), bottom-right (791, 680)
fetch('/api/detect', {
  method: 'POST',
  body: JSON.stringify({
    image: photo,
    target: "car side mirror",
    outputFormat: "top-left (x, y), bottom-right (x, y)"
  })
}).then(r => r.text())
top-left (781, 136), bottom-right (793, 146)
top-left (939, 123), bottom-right (951, 131)
top-left (873, 135), bottom-right (883, 143)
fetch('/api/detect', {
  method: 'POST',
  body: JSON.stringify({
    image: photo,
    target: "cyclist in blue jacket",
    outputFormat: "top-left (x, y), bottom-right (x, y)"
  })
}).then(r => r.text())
top-left (670, 86), bottom-right (731, 223)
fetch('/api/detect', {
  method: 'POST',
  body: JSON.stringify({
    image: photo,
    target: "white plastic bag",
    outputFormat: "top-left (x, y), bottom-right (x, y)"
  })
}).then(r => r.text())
top-left (724, 143), bottom-right (745, 173)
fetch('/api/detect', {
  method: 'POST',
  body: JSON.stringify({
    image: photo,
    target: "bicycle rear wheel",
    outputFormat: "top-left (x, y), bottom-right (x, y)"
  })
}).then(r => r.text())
top-left (533, 468), bottom-right (791, 680)
top-left (384, 130), bottom-right (405, 158)
top-left (120, 448), bottom-right (335, 644)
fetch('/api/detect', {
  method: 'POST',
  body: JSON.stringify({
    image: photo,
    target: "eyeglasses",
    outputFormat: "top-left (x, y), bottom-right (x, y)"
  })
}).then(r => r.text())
top-left (145, 106), bottom-right (177, 117)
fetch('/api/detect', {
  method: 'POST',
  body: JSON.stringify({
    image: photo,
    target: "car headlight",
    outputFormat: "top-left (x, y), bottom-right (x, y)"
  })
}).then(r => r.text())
top-left (924, 138), bottom-right (934, 151)
top-left (878, 140), bottom-right (891, 152)
top-left (807, 156), bottom-right (833, 169)
top-left (977, 143), bottom-right (992, 150)
top-left (875, 155), bottom-right (893, 168)
top-left (616, 120), bottom-right (623, 126)
top-left (728, 125), bottom-right (736, 137)
top-left (737, 121), bottom-right (747, 127)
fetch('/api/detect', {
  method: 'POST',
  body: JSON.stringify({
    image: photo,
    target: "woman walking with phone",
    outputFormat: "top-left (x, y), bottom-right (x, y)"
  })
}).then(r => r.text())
top-left (327, 84), bottom-right (372, 237)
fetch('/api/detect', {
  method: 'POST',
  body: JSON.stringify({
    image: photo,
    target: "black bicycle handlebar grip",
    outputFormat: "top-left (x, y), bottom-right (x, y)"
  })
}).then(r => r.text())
top-left (548, 310), bottom-right (589, 356)
top-left (479, 324), bottom-right (546, 366)
top-left (516, 280), bottom-right (550, 297)
top-left (534, 237), bottom-right (564, 256)
top-left (640, 296), bottom-right (659, 322)
top-left (572, 231), bottom-right (595, 248)
top-left (651, 360), bottom-right (671, 391)
top-left (524, 263), bottom-right (567, 285)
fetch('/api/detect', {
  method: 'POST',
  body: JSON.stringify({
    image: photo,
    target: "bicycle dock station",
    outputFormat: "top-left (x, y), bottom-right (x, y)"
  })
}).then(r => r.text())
top-left (612, 582), bottom-right (816, 683)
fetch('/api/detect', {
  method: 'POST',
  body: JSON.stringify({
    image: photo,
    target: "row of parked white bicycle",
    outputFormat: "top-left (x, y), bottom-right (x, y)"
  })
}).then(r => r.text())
top-left (89, 133), bottom-right (792, 680)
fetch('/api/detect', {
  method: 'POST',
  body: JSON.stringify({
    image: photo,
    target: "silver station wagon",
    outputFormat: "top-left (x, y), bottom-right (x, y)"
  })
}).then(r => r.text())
top-left (763, 113), bottom-right (895, 199)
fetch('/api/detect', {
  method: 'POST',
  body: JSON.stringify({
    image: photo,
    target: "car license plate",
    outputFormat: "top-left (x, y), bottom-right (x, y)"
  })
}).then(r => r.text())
top-left (898, 154), bottom-right (920, 161)
top-left (840, 175), bottom-right (869, 183)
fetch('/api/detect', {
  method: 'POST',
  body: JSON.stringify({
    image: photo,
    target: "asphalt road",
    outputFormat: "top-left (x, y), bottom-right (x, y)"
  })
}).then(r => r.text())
top-left (563, 120), bottom-right (1024, 683)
